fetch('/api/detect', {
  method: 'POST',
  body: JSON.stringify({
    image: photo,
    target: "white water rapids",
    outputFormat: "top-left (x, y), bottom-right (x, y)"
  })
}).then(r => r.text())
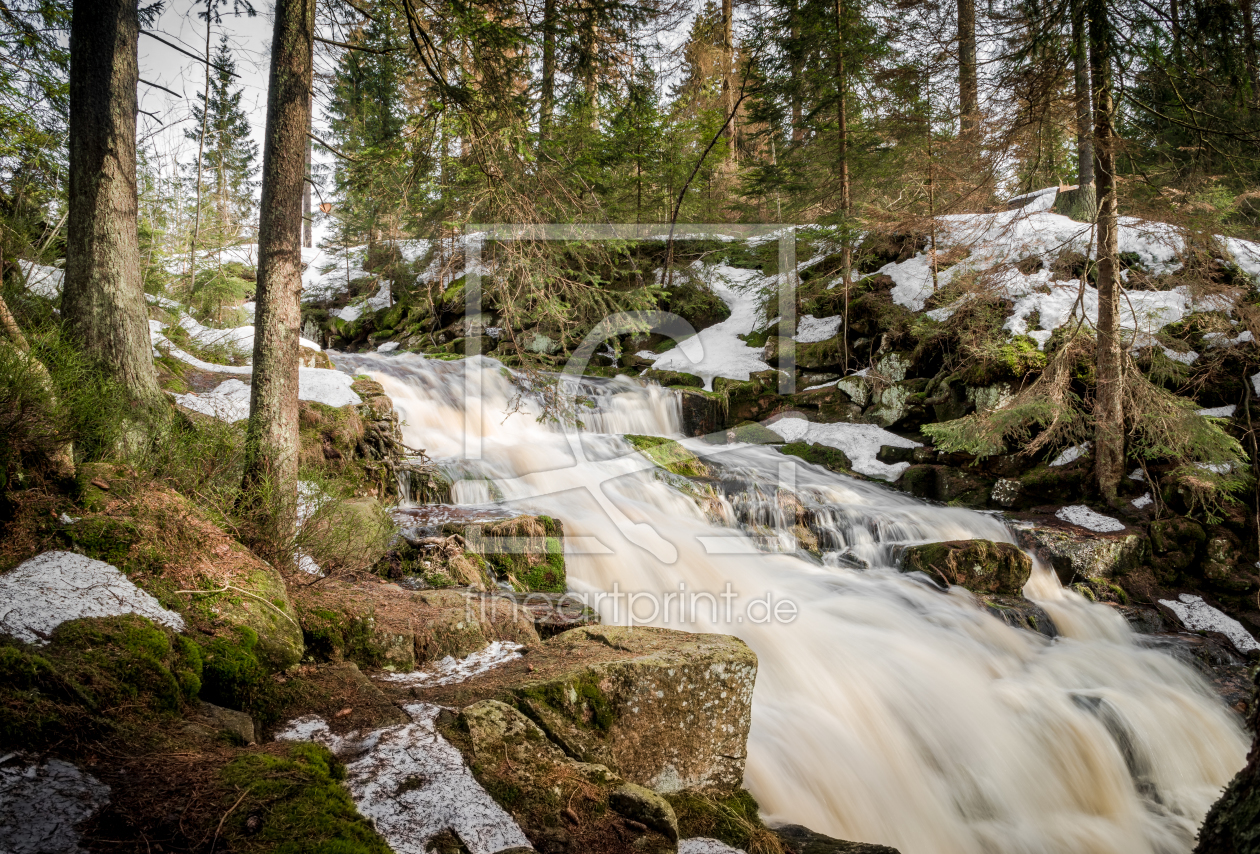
top-left (336, 351), bottom-right (1248, 854)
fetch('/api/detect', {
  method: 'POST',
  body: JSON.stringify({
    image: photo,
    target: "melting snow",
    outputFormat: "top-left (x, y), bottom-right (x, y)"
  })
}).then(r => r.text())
top-left (275, 703), bottom-right (531, 854)
top-left (1128, 468), bottom-right (1147, 482)
top-left (766, 415), bottom-right (920, 481)
top-left (0, 552), bottom-right (185, 645)
top-left (1198, 405), bottom-right (1237, 418)
top-left (0, 757), bottom-right (110, 854)
top-left (1159, 593), bottom-right (1260, 653)
top-left (1203, 330), bottom-right (1254, 349)
top-left (1050, 443), bottom-right (1090, 466)
top-left (652, 265), bottom-right (771, 390)
top-left (1131, 493), bottom-right (1153, 509)
top-left (1055, 505), bottom-right (1126, 533)
top-left (170, 369), bottom-right (361, 423)
top-left (377, 341), bottom-right (400, 353)
top-left (17, 260), bottom-right (63, 299)
top-left (380, 641), bottom-right (524, 687)
top-left (679, 840), bottom-right (747, 854)
top-left (795, 314), bottom-right (843, 343)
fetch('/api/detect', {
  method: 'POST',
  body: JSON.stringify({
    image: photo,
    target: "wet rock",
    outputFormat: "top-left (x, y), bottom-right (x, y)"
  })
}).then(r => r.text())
top-left (900, 539), bottom-right (1032, 595)
top-left (610, 783), bottom-right (680, 841)
top-left (1149, 515), bottom-right (1206, 584)
top-left (1016, 523), bottom-right (1148, 586)
top-left (407, 625), bottom-right (758, 794)
top-left (628, 435), bottom-right (711, 478)
top-left (976, 593), bottom-right (1057, 638)
top-left (490, 591), bottom-right (601, 638)
top-left (778, 442), bottom-right (853, 474)
top-left (678, 389), bottom-right (726, 437)
top-left (0, 757), bottom-right (110, 854)
top-left (876, 445), bottom-right (915, 465)
top-left (775, 824), bottom-right (902, 853)
top-left (643, 368), bottom-right (705, 388)
top-left (726, 421), bottom-right (784, 444)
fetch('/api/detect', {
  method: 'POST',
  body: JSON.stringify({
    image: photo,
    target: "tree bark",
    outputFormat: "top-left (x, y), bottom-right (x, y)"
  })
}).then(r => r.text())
top-left (722, 0), bottom-right (736, 157)
top-left (1071, 0), bottom-right (1093, 190)
top-left (836, 0), bottom-right (852, 369)
top-left (957, 0), bottom-right (979, 137)
top-left (303, 118), bottom-right (313, 248)
top-left (242, 0), bottom-right (314, 525)
top-left (63, 0), bottom-right (161, 407)
top-left (790, 0), bottom-right (802, 142)
top-left (1089, 0), bottom-right (1123, 505)
top-left (1243, 0), bottom-right (1260, 105)
top-left (539, 0), bottom-right (556, 141)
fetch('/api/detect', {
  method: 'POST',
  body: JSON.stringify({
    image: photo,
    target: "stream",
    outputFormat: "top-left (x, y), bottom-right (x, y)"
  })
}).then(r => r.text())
top-left (334, 350), bottom-right (1248, 854)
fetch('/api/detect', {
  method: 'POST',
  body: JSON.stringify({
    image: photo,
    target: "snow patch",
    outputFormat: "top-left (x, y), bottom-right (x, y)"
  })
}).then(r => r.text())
top-left (1131, 493), bottom-right (1153, 509)
top-left (380, 641), bottom-right (524, 688)
top-left (1055, 505), bottom-right (1126, 533)
top-left (1050, 443), bottom-right (1090, 466)
top-left (1203, 330), bottom-right (1254, 349)
top-left (794, 314), bottom-right (843, 343)
top-left (170, 370), bottom-right (360, 423)
top-left (651, 265), bottom-right (771, 389)
top-left (679, 840), bottom-right (748, 854)
top-left (0, 757), bottom-right (110, 854)
top-left (275, 703), bottom-right (532, 854)
top-left (1159, 593), bottom-right (1260, 653)
top-left (18, 260), bottom-right (64, 299)
top-left (766, 416), bottom-right (920, 481)
top-left (0, 552), bottom-right (185, 645)
top-left (1198, 405), bottom-right (1237, 418)
top-left (377, 341), bottom-right (400, 353)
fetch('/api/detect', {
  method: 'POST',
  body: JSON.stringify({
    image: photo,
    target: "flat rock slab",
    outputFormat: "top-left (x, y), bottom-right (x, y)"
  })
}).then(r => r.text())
top-left (0, 757), bottom-right (110, 854)
top-left (0, 551), bottom-right (185, 645)
top-left (401, 625), bottom-right (757, 793)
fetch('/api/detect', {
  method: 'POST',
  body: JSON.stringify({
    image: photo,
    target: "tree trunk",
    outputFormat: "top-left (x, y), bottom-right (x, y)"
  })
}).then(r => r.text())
top-left (790, 0), bottom-right (802, 142)
top-left (836, 0), bottom-right (852, 369)
top-left (1089, 0), bottom-right (1123, 505)
top-left (722, 0), bottom-right (736, 157)
top-left (242, 0), bottom-right (314, 531)
top-left (303, 119), bottom-right (313, 249)
top-left (188, 8), bottom-right (212, 299)
top-left (1061, 0), bottom-right (1097, 222)
top-left (957, 0), bottom-right (979, 137)
top-left (1243, 0), bottom-right (1260, 105)
top-left (540, 0), bottom-right (556, 141)
top-left (63, 0), bottom-right (161, 407)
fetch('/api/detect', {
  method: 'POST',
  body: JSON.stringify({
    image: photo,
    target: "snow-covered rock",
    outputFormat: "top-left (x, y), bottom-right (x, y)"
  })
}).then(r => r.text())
top-left (794, 314), bottom-right (844, 343)
top-left (1159, 593), bottom-right (1260, 653)
top-left (767, 415), bottom-right (920, 480)
top-left (275, 703), bottom-right (531, 854)
top-left (1054, 505), bottom-right (1126, 533)
top-left (0, 552), bottom-right (185, 645)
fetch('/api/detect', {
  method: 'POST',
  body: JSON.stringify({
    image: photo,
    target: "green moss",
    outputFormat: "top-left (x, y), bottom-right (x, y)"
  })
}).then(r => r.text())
top-left (197, 625), bottom-right (289, 724)
top-left (626, 434), bottom-right (710, 477)
top-left (521, 670), bottom-right (616, 732)
top-left (0, 615), bottom-right (203, 749)
top-left (728, 421), bottom-right (782, 444)
top-left (219, 742), bottom-right (391, 854)
top-left (642, 368), bottom-right (704, 388)
top-left (776, 442), bottom-right (852, 473)
top-left (299, 607), bottom-right (394, 669)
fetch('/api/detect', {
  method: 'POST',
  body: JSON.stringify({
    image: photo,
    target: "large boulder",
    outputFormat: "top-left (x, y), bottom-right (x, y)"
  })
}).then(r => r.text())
top-left (1017, 523), bottom-right (1148, 586)
top-left (1193, 675), bottom-right (1260, 854)
top-left (900, 539), bottom-right (1032, 595)
top-left (404, 625), bottom-right (758, 794)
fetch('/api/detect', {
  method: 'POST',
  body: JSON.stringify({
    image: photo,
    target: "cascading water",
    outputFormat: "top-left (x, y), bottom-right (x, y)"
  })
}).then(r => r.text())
top-left (335, 350), bottom-right (1248, 854)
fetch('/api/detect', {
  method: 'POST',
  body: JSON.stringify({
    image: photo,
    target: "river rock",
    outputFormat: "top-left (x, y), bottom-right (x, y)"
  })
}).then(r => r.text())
top-left (404, 625), bottom-right (757, 794)
top-left (1193, 679), bottom-right (1260, 854)
top-left (900, 539), bottom-right (1032, 594)
top-left (612, 783), bottom-right (680, 841)
top-left (1016, 523), bottom-right (1148, 586)
top-left (775, 824), bottom-right (903, 853)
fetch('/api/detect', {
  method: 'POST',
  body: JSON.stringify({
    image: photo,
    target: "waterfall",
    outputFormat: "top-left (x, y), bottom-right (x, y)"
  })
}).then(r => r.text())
top-left (334, 351), bottom-right (1248, 854)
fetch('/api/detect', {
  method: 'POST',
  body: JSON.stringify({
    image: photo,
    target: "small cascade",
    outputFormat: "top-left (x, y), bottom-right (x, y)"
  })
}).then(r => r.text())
top-left (332, 350), bottom-right (1248, 854)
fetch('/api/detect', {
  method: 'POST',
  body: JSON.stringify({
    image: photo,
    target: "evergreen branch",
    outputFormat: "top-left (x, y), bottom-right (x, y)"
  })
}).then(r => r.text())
top-left (314, 35), bottom-right (399, 55)
top-left (308, 131), bottom-right (357, 162)
top-left (139, 77), bottom-right (183, 99)
top-left (140, 30), bottom-right (240, 79)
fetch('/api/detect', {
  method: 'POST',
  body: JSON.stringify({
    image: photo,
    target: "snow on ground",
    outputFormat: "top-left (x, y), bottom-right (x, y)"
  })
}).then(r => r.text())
top-left (678, 840), bottom-right (746, 854)
top-left (18, 260), bottom-right (63, 298)
top-left (276, 703), bottom-right (531, 854)
top-left (1159, 593), bottom-right (1260, 653)
top-left (0, 757), bottom-right (110, 854)
top-left (176, 314), bottom-right (321, 355)
top-left (766, 415), bottom-right (920, 481)
top-left (377, 341), bottom-right (400, 352)
top-left (795, 314), bottom-right (844, 343)
top-left (172, 369), bottom-right (361, 423)
top-left (1055, 505), bottom-right (1126, 533)
top-left (380, 641), bottom-right (523, 688)
top-left (1198, 405), bottom-right (1237, 418)
top-left (0, 551), bottom-right (185, 645)
top-left (1050, 443), bottom-right (1090, 466)
top-left (652, 264), bottom-right (771, 390)
top-left (1131, 493), bottom-right (1153, 509)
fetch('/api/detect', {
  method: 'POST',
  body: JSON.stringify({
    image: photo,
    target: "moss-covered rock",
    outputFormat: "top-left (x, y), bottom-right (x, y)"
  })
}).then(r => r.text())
top-left (727, 421), bottom-right (784, 444)
top-left (667, 788), bottom-right (786, 853)
top-left (1149, 515), bottom-right (1207, 585)
top-left (777, 442), bottom-right (853, 474)
top-left (406, 625), bottom-right (758, 794)
top-left (776, 824), bottom-right (903, 853)
top-left (457, 515), bottom-right (568, 593)
top-left (218, 742), bottom-right (393, 854)
top-left (1017, 525), bottom-right (1148, 586)
top-left (901, 539), bottom-right (1032, 594)
top-left (642, 368), bottom-right (704, 388)
top-left (627, 435), bottom-right (711, 478)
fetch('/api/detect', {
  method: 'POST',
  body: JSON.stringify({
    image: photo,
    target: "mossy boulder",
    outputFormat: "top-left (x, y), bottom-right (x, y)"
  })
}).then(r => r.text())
top-left (627, 435), bottom-right (710, 478)
top-left (901, 539), bottom-right (1032, 594)
top-left (1017, 525), bottom-right (1149, 586)
top-left (642, 368), bottom-right (704, 388)
top-left (1149, 515), bottom-right (1207, 585)
top-left (0, 614), bottom-right (203, 749)
top-left (727, 420), bottom-right (783, 444)
top-left (405, 625), bottom-right (758, 794)
top-left (1194, 699), bottom-right (1260, 854)
top-left (207, 565), bottom-right (305, 670)
top-left (778, 441), bottom-right (853, 474)
top-left (457, 515), bottom-right (568, 593)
